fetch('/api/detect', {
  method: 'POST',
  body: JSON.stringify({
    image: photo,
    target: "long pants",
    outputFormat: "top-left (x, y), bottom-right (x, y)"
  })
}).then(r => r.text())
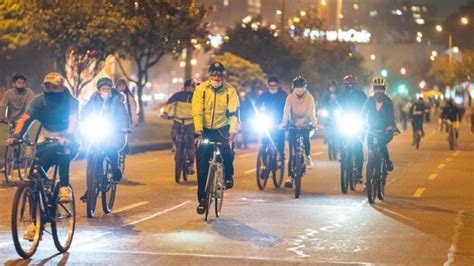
top-left (196, 126), bottom-right (234, 202)
top-left (367, 131), bottom-right (393, 166)
top-left (36, 141), bottom-right (78, 187)
top-left (261, 128), bottom-right (285, 160)
top-left (172, 122), bottom-right (195, 164)
top-left (411, 118), bottom-right (424, 142)
top-left (288, 128), bottom-right (311, 177)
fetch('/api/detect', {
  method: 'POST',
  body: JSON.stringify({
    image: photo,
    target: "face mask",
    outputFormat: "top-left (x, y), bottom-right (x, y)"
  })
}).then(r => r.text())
top-left (101, 92), bottom-right (111, 101)
top-left (15, 87), bottom-right (25, 93)
top-left (294, 88), bottom-right (306, 97)
top-left (269, 88), bottom-right (278, 94)
top-left (374, 92), bottom-right (384, 101)
top-left (44, 91), bottom-right (65, 101)
top-left (210, 80), bottom-right (223, 89)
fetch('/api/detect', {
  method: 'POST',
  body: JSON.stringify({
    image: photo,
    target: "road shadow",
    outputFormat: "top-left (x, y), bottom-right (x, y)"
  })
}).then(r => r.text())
top-left (119, 178), bottom-right (145, 187)
top-left (178, 180), bottom-right (198, 187)
top-left (210, 218), bottom-right (282, 248)
top-left (4, 252), bottom-right (69, 266)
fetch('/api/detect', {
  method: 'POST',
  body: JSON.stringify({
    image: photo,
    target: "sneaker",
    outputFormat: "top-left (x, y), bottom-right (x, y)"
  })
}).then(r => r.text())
top-left (305, 155), bottom-right (314, 169)
top-left (386, 160), bottom-right (394, 172)
top-left (187, 164), bottom-right (195, 175)
top-left (284, 179), bottom-right (293, 188)
top-left (356, 175), bottom-right (363, 184)
top-left (23, 224), bottom-right (36, 241)
top-left (80, 192), bottom-right (87, 202)
top-left (112, 168), bottom-right (123, 182)
top-left (59, 186), bottom-right (72, 203)
top-left (196, 200), bottom-right (206, 214)
top-left (225, 177), bottom-right (234, 190)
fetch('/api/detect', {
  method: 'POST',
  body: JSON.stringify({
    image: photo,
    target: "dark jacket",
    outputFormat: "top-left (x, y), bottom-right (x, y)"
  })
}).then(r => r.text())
top-left (363, 94), bottom-right (396, 131)
top-left (167, 91), bottom-right (193, 104)
top-left (410, 102), bottom-right (426, 121)
top-left (256, 89), bottom-right (288, 124)
top-left (13, 89), bottom-right (79, 139)
top-left (81, 88), bottom-right (131, 132)
top-left (441, 104), bottom-right (460, 122)
top-left (339, 88), bottom-right (367, 114)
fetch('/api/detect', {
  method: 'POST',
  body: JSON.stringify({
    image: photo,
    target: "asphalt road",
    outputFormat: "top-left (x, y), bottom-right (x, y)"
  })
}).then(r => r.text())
top-left (0, 121), bottom-right (473, 265)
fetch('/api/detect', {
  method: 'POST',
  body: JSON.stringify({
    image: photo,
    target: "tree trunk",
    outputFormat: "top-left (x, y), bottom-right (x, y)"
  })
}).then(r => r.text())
top-left (136, 83), bottom-right (145, 124)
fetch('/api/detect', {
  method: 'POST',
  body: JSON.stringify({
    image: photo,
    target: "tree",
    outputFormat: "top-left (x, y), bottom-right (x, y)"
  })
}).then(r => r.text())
top-left (0, 0), bottom-right (30, 58)
top-left (212, 52), bottom-right (266, 90)
top-left (114, 0), bottom-right (209, 123)
top-left (26, 0), bottom-right (121, 96)
top-left (220, 18), bottom-right (300, 83)
top-left (454, 49), bottom-right (474, 83)
top-left (429, 56), bottom-right (456, 87)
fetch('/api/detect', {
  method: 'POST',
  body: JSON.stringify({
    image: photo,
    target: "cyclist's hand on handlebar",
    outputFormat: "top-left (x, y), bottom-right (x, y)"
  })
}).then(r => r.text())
top-left (161, 113), bottom-right (169, 120)
top-left (194, 131), bottom-right (203, 146)
top-left (278, 123), bottom-right (286, 130)
top-left (229, 133), bottom-right (236, 144)
top-left (6, 138), bottom-right (16, 145)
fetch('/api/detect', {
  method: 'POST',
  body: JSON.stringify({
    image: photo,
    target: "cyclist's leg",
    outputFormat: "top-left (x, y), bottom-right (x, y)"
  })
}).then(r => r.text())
top-left (185, 124), bottom-right (196, 170)
top-left (303, 129), bottom-right (311, 156)
top-left (274, 129), bottom-right (285, 160)
top-left (287, 129), bottom-right (296, 177)
top-left (411, 120), bottom-right (416, 143)
top-left (382, 132), bottom-right (394, 170)
top-left (355, 137), bottom-right (364, 178)
top-left (196, 130), bottom-right (214, 202)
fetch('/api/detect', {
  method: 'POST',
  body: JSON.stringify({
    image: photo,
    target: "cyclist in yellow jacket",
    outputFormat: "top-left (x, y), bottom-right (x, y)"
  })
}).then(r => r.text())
top-left (192, 62), bottom-right (239, 214)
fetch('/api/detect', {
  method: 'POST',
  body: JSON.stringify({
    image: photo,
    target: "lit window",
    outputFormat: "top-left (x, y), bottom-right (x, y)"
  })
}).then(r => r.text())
top-left (369, 10), bottom-right (378, 17)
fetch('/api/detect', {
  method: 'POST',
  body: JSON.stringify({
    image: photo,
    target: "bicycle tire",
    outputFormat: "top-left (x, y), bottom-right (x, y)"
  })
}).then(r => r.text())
top-left (4, 145), bottom-right (16, 184)
top-left (272, 154), bottom-right (285, 189)
top-left (415, 130), bottom-right (421, 150)
top-left (52, 185), bottom-right (76, 252)
top-left (204, 165), bottom-right (216, 221)
top-left (449, 128), bottom-right (455, 150)
top-left (86, 155), bottom-right (99, 218)
top-left (215, 164), bottom-right (224, 217)
top-left (294, 153), bottom-right (304, 198)
top-left (102, 161), bottom-right (117, 214)
top-left (174, 141), bottom-right (185, 183)
top-left (11, 182), bottom-right (42, 258)
top-left (366, 157), bottom-right (377, 203)
top-left (340, 151), bottom-right (349, 194)
top-left (256, 147), bottom-right (269, 191)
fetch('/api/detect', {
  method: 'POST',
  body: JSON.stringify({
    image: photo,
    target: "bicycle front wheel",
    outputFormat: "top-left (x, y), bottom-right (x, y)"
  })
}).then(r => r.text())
top-left (256, 147), bottom-right (269, 191)
top-left (174, 141), bottom-right (185, 183)
top-left (215, 164), bottom-right (225, 217)
top-left (294, 153), bottom-right (304, 198)
top-left (204, 164), bottom-right (216, 221)
top-left (11, 182), bottom-right (42, 258)
top-left (102, 161), bottom-right (117, 214)
top-left (86, 155), bottom-right (100, 218)
top-left (415, 130), bottom-right (421, 150)
top-left (366, 156), bottom-right (378, 204)
top-left (52, 185), bottom-right (76, 252)
top-left (340, 153), bottom-right (349, 194)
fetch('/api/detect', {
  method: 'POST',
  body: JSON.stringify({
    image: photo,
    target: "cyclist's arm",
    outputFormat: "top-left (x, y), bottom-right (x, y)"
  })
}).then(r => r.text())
top-left (227, 87), bottom-right (240, 134)
top-left (0, 90), bottom-right (9, 121)
top-left (192, 86), bottom-right (204, 134)
top-left (65, 98), bottom-right (79, 141)
top-left (280, 97), bottom-right (291, 128)
top-left (12, 96), bottom-right (41, 139)
top-left (308, 94), bottom-right (318, 126)
top-left (116, 100), bottom-right (131, 130)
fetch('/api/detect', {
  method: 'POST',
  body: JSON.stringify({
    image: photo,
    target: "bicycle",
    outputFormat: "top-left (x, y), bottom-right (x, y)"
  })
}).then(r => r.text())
top-left (82, 116), bottom-right (127, 218)
top-left (169, 117), bottom-right (194, 183)
top-left (366, 129), bottom-right (396, 203)
top-left (414, 128), bottom-right (422, 150)
top-left (445, 120), bottom-right (457, 150)
top-left (11, 138), bottom-right (75, 258)
top-left (201, 139), bottom-right (225, 221)
top-left (2, 122), bottom-right (35, 185)
top-left (287, 126), bottom-right (313, 199)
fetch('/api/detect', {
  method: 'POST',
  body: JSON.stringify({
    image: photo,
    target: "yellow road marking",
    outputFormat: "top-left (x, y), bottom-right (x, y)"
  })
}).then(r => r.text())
top-left (414, 187), bottom-right (426, 198)
top-left (428, 174), bottom-right (438, 180)
top-left (244, 168), bottom-right (257, 175)
top-left (438, 164), bottom-right (445, 169)
top-left (446, 157), bottom-right (453, 162)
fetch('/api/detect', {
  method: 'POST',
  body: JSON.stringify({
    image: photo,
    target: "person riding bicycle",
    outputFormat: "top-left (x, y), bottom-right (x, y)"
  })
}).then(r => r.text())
top-left (0, 73), bottom-right (35, 128)
top-left (410, 97), bottom-right (426, 145)
top-left (192, 62), bottom-right (239, 214)
top-left (81, 77), bottom-right (130, 183)
top-left (319, 80), bottom-right (341, 151)
top-left (441, 98), bottom-right (461, 140)
top-left (162, 79), bottom-right (197, 175)
top-left (256, 75), bottom-right (288, 160)
top-left (279, 76), bottom-right (318, 188)
top-left (362, 77), bottom-right (396, 176)
top-left (8, 72), bottom-right (79, 240)
top-left (338, 75), bottom-right (367, 183)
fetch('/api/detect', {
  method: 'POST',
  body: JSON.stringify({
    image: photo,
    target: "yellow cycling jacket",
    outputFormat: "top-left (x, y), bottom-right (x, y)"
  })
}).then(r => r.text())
top-left (192, 80), bottom-right (239, 133)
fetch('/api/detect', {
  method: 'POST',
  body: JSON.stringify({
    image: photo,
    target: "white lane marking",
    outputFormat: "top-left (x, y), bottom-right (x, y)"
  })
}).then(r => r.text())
top-left (446, 157), bottom-right (453, 162)
top-left (123, 201), bottom-right (190, 226)
top-left (373, 205), bottom-right (421, 225)
top-left (244, 168), bottom-right (256, 175)
top-left (112, 201), bottom-right (149, 214)
top-left (312, 152), bottom-right (323, 157)
top-left (74, 232), bottom-right (112, 248)
top-left (428, 174), bottom-right (438, 181)
top-left (237, 152), bottom-right (257, 158)
top-left (413, 187), bottom-right (426, 198)
top-left (444, 211), bottom-right (465, 266)
top-left (438, 164), bottom-right (446, 169)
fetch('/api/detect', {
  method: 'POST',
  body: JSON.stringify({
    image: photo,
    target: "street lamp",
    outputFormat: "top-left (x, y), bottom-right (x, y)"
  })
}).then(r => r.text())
top-left (435, 25), bottom-right (443, 32)
top-left (461, 16), bottom-right (469, 25)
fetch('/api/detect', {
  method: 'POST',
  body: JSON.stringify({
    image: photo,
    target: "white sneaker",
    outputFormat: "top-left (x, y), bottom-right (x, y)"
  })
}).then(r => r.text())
top-left (23, 224), bottom-right (36, 241)
top-left (305, 155), bottom-right (314, 169)
top-left (59, 186), bottom-right (72, 203)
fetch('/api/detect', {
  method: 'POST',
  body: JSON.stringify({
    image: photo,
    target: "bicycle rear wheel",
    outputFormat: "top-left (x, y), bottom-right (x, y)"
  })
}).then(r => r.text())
top-left (86, 155), bottom-right (100, 218)
top-left (215, 164), bottom-right (225, 217)
top-left (448, 128), bottom-right (455, 150)
top-left (256, 147), bottom-right (269, 191)
top-left (4, 146), bottom-right (17, 184)
top-left (174, 142), bottom-right (185, 183)
top-left (294, 154), bottom-right (304, 198)
top-left (204, 165), bottom-right (216, 221)
top-left (366, 157), bottom-right (377, 204)
top-left (11, 182), bottom-right (42, 258)
top-left (52, 185), bottom-right (76, 252)
top-left (102, 161), bottom-right (117, 214)
top-left (415, 130), bottom-right (421, 150)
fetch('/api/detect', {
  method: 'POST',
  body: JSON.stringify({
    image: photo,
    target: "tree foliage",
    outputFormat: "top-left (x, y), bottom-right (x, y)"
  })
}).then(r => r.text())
top-left (0, 0), bottom-right (30, 57)
top-left (429, 56), bottom-right (456, 86)
top-left (212, 52), bottom-right (266, 90)
top-left (114, 0), bottom-right (209, 123)
top-left (26, 0), bottom-right (121, 96)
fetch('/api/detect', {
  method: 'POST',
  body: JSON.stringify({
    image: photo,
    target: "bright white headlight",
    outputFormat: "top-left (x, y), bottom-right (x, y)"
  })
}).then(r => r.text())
top-left (321, 109), bottom-right (329, 118)
top-left (252, 113), bottom-right (273, 132)
top-left (338, 113), bottom-right (363, 137)
top-left (83, 116), bottom-right (111, 140)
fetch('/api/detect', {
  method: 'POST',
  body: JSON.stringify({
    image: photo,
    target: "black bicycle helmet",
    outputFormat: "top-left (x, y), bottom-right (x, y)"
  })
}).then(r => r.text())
top-left (292, 76), bottom-right (307, 88)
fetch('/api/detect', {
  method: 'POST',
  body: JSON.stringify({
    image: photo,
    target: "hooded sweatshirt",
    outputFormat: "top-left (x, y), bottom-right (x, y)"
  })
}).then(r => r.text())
top-left (280, 90), bottom-right (317, 127)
